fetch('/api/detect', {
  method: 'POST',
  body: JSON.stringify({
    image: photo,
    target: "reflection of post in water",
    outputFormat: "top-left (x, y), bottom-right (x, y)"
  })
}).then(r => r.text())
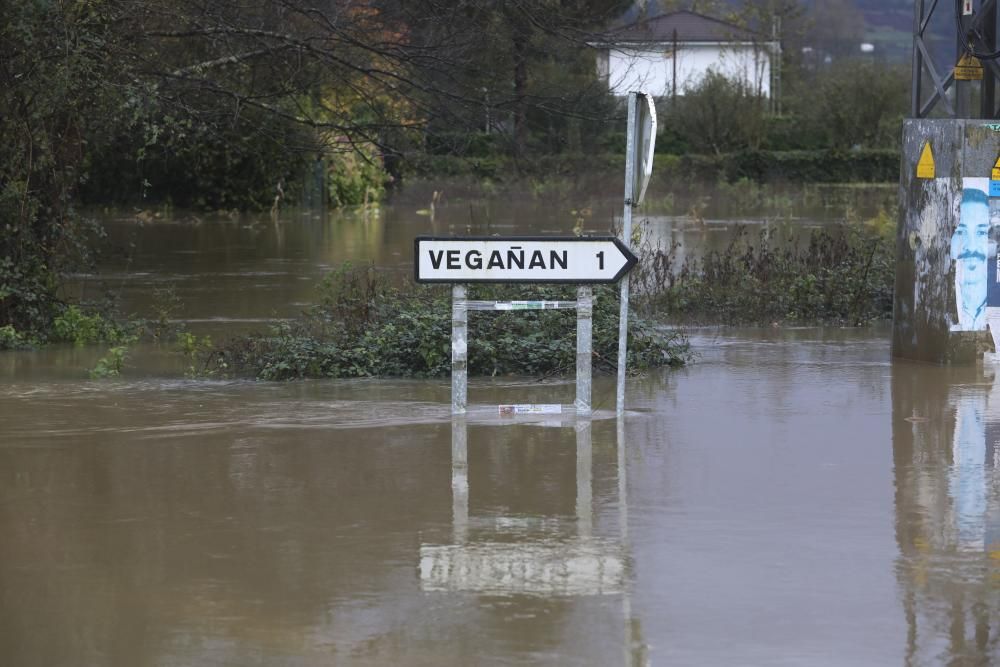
top-left (425, 417), bottom-right (623, 596)
top-left (452, 415), bottom-right (468, 545)
top-left (617, 417), bottom-right (647, 667)
top-left (576, 419), bottom-right (592, 539)
top-left (428, 416), bottom-right (647, 663)
top-left (892, 363), bottom-right (1000, 663)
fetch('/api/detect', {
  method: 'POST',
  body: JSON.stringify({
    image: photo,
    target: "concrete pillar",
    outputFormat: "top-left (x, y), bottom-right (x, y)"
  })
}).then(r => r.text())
top-left (893, 120), bottom-right (1000, 363)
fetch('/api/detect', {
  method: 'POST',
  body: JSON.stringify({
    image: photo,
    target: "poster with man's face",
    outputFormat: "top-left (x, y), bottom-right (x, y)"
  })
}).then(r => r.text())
top-left (952, 178), bottom-right (993, 331)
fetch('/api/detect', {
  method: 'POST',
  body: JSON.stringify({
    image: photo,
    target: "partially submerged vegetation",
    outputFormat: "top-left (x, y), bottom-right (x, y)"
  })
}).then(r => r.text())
top-left (211, 266), bottom-right (689, 380)
top-left (632, 217), bottom-right (895, 326)
top-left (207, 212), bottom-right (896, 381)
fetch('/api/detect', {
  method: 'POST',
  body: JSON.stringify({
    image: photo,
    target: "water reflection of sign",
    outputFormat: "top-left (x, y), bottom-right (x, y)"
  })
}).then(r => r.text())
top-left (499, 404), bottom-right (561, 416)
top-left (893, 365), bottom-right (1000, 663)
top-left (951, 394), bottom-right (988, 551)
top-left (419, 418), bottom-right (627, 598)
top-left (420, 540), bottom-right (623, 596)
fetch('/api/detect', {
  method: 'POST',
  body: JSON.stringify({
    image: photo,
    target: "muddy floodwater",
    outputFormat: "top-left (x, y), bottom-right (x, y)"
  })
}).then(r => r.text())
top-left (2, 188), bottom-right (998, 665)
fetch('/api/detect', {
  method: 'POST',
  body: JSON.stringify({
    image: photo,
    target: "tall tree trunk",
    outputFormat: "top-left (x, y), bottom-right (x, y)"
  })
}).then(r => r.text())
top-left (512, 22), bottom-right (528, 156)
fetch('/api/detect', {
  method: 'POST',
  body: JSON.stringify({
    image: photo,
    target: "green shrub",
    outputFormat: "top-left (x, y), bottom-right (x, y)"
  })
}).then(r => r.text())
top-left (663, 71), bottom-right (769, 155)
top-left (52, 305), bottom-right (136, 345)
top-left (0, 325), bottom-right (31, 350)
top-left (212, 266), bottom-right (689, 380)
top-left (326, 144), bottom-right (389, 207)
top-left (404, 150), bottom-right (898, 184)
top-left (177, 332), bottom-right (213, 377)
top-left (643, 223), bottom-right (895, 326)
top-left (89, 346), bottom-right (128, 379)
top-left (656, 150), bottom-right (900, 184)
top-left (82, 110), bottom-right (312, 211)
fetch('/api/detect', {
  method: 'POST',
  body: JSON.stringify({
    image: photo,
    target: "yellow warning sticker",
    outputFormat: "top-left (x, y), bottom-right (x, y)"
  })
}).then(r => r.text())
top-left (917, 142), bottom-right (935, 179)
top-left (955, 53), bottom-right (984, 81)
top-left (992, 156), bottom-right (1000, 181)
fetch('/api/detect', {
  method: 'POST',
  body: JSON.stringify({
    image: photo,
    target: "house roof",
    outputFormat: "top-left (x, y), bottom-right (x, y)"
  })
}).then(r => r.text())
top-left (606, 10), bottom-right (762, 44)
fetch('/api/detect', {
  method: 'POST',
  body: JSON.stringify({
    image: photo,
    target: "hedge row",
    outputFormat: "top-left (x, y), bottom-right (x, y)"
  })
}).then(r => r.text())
top-left (401, 149), bottom-right (901, 184)
top-left (662, 149), bottom-right (900, 184)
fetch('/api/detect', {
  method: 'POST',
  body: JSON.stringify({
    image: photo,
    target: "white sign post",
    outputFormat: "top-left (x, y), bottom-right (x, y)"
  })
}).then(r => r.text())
top-left (415, 236), bottom-right (637, 417)
top-left (617, 92), bottom-right (657, 416)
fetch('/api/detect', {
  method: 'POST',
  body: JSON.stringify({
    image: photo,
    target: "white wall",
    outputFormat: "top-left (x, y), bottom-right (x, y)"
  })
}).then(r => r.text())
top-left (606, 43), bottom-right (772, 98)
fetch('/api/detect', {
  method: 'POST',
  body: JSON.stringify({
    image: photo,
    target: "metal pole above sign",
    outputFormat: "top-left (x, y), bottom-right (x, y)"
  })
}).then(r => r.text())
top-left (617, 92), bottom-right (656, 416)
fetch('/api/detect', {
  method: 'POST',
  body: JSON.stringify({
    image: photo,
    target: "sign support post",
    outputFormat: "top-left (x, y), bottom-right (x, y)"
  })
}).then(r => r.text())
top-left (451, 284), bottom-right (468, 415)
top-left (575, 286), bottom-right (593, 416)
top-left (616, 92), bottom-right (656, 416)
top-left (616, 95), bottom-right (638, 416)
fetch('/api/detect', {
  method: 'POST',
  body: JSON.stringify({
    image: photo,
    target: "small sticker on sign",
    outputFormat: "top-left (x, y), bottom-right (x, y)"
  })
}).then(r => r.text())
top-left (917, 142), bottom-right (936, 179)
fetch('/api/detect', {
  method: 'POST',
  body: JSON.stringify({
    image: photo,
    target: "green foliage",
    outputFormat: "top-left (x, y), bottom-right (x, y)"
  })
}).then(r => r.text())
top-left (653, 149), bottom-right (899, 184)
top-left (212, 266), bottom-right (689, 380)
top-left (0, 325), bottom-right (31, 350)
top-left (787, 61), bottom-right (909, 150)
top-left (1, 2), bottom-right (118, 338)
top-left (407, 149), bottom-right (898, 185)
top-left (663, 71), bottom-right (769, 155)
top-left (643, 223), bottom-right (895, 326)
top-left (177, 332), bottom-right (213, 357)
top-left (83, 109), bottom-right (313, 210)
top-left (177, 332), bottom-right (213, 377)
top-left (52, 306), bottom-right (136, 346)
top-left (89, 346), bottom-right (128, 379)
top-left (326, 146), bottom-right (389, 208)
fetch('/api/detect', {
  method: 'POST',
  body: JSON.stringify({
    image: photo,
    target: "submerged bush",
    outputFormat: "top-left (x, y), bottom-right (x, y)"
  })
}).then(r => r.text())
top-left (212, 266), bottom-right (689, 380)
top-left (89, 346), bottom-right (128, 379)
top-left (52, 305), bottom-right (137, 346)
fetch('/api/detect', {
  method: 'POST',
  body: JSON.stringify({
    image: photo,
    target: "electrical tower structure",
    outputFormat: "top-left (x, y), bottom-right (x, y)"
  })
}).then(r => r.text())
top-left (912, 0), bottom-right (999, 118)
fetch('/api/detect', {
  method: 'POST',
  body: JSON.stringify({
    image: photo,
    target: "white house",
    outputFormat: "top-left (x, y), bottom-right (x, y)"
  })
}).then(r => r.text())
top-left (594, 10), bottom-right (779, 98)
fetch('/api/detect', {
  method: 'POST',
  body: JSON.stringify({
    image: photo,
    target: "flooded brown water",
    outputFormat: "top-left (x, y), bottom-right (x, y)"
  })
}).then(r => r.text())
top-left (62, 182), bottom-right (891, 341)
top-left (3, 188), bottom-right (995, 665)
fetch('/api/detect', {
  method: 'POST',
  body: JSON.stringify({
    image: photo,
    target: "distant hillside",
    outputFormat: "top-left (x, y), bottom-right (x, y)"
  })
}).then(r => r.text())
top-left (616, 1), bottom-right (938, 62)
top-left (856, 1), bottom-right (913, 32)
top-left (792, 1), bottom-right (920, 60)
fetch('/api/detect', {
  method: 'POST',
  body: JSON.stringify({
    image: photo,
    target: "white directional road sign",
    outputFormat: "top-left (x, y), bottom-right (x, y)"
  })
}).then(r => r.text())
top-left (414, 236), bottom-right (637, 284)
